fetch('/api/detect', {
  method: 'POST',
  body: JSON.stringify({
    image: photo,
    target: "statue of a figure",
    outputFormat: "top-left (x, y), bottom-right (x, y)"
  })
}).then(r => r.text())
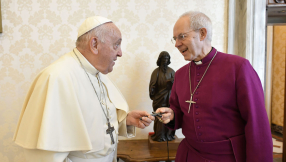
top-left (149, 51), bottom-right (176, 142)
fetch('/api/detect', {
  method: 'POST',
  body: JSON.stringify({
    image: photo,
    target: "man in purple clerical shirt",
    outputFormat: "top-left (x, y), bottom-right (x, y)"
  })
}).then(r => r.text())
top-left (156, 11), bottom-right (273, 162)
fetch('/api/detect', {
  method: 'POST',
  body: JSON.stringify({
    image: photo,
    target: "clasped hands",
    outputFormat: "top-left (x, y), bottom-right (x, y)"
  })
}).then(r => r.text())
top-left (126, 108), bottom-right (174, 129)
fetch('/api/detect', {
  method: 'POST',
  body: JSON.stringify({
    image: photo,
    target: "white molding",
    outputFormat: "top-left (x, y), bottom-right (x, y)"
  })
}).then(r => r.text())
top-left (245, 0), bottom-right (254, 64)
top-left (228, 0), bottom-right (266, 89)
top-left (250, 0), bottom-right (266, 89)
top-left (265, 26), bottom-right (273, 124)
top-left (227, 0), bottom-right (235, 54)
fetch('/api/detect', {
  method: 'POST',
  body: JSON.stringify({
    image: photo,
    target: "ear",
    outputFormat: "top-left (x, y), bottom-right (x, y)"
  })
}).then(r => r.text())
top-left (89, 37), bottom-right (99, 55)
top-left (199, 28), bottom-right (207, 41)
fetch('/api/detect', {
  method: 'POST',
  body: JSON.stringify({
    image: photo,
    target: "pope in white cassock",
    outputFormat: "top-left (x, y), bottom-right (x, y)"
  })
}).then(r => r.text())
top-left (13, 16), bottom-right (155, 162)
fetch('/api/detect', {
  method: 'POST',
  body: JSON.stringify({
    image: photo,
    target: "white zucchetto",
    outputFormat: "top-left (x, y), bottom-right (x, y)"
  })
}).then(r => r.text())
top-left (77, 16), bottom-right (112, 38)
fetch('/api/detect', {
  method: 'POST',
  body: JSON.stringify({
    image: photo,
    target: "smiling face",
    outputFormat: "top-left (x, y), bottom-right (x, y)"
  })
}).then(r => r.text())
top-left (173, 16), bottom-right (204, 61)
top-left (96, 23), bottom-right (122, 74)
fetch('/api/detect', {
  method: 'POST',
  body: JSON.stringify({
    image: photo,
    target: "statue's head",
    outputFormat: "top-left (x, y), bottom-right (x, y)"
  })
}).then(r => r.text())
top-left (157, 51), bottom-right (171, 67)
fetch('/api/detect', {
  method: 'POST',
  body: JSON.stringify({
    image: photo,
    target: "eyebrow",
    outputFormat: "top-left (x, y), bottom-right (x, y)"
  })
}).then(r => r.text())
top-left (116, 38), bottom-right (122, 44)
top-left (173, 33), bottom-right (184, 37)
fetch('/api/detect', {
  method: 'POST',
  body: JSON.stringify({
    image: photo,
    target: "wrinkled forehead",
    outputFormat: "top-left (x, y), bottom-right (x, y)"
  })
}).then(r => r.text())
top-left (111, 24), bottom-right (121, 36)
top-left (108, 23), bottom-right (121, 35)
top-left (104, 23), bottom-right (122, 40)
top-left (173, 16), bottom-right (191, 36)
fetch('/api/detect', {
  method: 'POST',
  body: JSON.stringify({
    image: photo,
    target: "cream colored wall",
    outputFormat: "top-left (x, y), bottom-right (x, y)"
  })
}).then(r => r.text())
top-left (0, 0), bottom-right (227, 161)
top-left (271, 26), bottom-right (286, 127)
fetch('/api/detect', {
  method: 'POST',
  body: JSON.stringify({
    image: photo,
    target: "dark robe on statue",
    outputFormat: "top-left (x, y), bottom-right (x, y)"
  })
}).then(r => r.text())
top-left (149, 67), bottom-right (176, 141)
top-left (166, 47), bottom-right (273, 162)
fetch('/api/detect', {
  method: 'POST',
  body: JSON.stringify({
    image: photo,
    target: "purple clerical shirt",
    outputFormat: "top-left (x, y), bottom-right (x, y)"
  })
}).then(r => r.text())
top-left (168, 48), bottom-right (273, 162)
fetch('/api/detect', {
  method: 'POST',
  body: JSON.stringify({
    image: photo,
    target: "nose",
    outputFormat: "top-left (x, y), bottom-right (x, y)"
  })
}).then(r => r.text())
top-left (175, 39), bottom-right (182, 48)
top-left (117, 48), bottom-right (122, 57)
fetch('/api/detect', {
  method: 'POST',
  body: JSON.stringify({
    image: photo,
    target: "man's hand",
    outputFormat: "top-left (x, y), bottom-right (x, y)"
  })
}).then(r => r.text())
top-left (155, 107), bottom-right (174, 124)
top-left (126, 110), bottom-right (155, 129)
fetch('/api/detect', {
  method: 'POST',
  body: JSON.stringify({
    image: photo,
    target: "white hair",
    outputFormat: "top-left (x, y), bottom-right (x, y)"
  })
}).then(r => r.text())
top-left (180, 11), bottom-right (212, 42)
top-left (76, 22), bottom-right (113, 48)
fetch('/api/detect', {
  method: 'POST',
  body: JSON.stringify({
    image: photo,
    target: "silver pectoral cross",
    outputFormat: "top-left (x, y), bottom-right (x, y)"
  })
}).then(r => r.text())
top-left (106, 121), bottom-right (115, 144)
top-left (185, 95), bottom-right (196, 113)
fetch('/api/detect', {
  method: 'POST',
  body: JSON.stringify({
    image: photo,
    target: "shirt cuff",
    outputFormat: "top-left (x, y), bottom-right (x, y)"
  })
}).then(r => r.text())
top-left (127, 125), bottom-right (135, 138)
top-left (118, 117), bottom-right (136, 138)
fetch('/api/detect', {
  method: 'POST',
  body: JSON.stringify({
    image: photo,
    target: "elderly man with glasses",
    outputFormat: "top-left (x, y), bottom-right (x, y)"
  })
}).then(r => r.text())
top-left (156, 11), bottom-right (273, 162)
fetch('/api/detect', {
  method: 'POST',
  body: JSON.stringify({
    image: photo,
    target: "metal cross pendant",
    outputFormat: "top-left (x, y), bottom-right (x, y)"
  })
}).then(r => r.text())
top-left (106, 121), bottom-right (115, 144)
top-left (185, 95), bottom-right (196, 113)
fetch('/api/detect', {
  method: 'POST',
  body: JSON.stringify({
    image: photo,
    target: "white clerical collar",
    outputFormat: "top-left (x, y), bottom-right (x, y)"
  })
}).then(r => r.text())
top-left (194, 60), bottom-right (202, 65)
top-left (73, 48), bottom-right (100, 75)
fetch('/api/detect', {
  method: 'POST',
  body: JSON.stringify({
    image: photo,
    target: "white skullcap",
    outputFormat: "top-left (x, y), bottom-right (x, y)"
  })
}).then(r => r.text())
top-left (77, 16), bottom-right (112, 38)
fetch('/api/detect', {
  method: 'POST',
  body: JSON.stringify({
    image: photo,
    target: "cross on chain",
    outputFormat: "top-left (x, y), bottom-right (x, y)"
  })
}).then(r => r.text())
top-left (185, 95), bottom-right (196, 113)
top-left (73, 50), bottom-right (116, 145)
top-left (106, 121), bottom-right (115, 144)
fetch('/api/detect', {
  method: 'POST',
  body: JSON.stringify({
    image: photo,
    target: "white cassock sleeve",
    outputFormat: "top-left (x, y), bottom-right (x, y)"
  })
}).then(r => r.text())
top-left (24, 149), bottom-right (69, 162)
top-left (118, 116), bottom-right (135, 138)
top-left (116, 106), bottom-right (135, 138)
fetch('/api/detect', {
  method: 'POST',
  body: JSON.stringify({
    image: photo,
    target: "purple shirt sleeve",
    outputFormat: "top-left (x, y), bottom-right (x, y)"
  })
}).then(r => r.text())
top-left (167, 72), bottom-right (183, 130)
top-left (236, 60), bottom-right (273, 162)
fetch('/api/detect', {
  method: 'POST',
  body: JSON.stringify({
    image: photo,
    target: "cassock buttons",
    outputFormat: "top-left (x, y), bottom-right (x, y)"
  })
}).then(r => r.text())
top-left (197, 73), bottom-right (200, 76)
top-left (198, 133), bottom-right (202, 136)
top-left (196, 119), bottom-right (199, 122)
top-left (195, 112), bottom-right (199, 115)
top-left (197, 126), bottom-right (201, 129)
top-left (196, 79), bottom-right (199, 82)
top-left (195, 105), bottom-right (199, 108)
top-left (195, 92), bottom-right (198, 95)
top-left (195, 98), bottom-right (198, 101)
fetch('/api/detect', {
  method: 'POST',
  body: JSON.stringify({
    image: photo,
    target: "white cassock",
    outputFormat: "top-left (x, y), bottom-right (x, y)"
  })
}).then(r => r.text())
top-left (13, 48), bottom-right (135, 162)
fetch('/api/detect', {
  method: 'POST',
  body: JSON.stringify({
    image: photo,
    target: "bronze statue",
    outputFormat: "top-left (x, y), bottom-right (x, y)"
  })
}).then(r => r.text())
top-left (149, 51), bottom-right (176, 142)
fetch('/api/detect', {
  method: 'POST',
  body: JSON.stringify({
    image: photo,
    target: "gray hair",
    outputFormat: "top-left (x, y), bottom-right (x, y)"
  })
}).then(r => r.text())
top-left (76, 22), bottom-right (113, 48)
top-left (180, 11), bottom-right (212, 42)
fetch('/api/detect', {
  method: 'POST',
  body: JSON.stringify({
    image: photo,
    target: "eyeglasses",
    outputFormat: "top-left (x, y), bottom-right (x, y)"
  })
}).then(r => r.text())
top-left (171, 29), bottom-right (199, 44)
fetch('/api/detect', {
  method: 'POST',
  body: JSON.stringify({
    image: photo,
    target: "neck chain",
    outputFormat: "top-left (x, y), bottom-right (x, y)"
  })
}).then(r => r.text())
top-left (73, 50), bottom-right (115, 144)
top-left (186, 50), bottom-right (217, 113)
